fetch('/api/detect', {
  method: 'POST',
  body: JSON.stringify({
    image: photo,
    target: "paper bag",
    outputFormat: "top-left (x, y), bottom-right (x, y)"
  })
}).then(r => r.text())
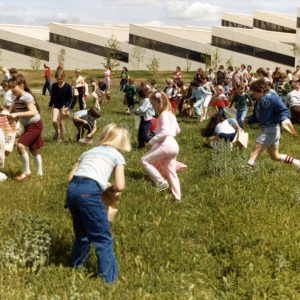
top-left (102, 190), bottom-right (121, 222)
top-left (0, 116), bottom-right (16, 152)
top-left (232, 130), bottom-right (248, 148)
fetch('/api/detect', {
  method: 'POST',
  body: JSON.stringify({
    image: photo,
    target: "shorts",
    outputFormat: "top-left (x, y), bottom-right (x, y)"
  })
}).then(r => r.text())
top-left (256, 125), bottom-right (280, 147)
top-left (19, 120), bottom-right (44, 152)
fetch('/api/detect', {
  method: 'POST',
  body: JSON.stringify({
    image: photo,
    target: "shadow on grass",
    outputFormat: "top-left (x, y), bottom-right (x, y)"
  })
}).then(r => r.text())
top-left (126, 169), bottom-right (149, 181)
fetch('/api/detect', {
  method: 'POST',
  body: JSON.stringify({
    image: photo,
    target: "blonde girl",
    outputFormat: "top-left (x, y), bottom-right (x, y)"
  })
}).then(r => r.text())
top-left (8, 74), bottom-right (43, 180)
top-left (66, 123), bottom-right (131, 283)
top-left (140, 91), bottom-right (182, 200)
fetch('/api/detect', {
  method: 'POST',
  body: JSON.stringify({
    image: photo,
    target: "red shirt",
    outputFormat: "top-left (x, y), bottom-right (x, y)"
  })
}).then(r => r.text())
top-left (44, 67), bottom-right (51, 80)
top-left (212, 94), bottom-right (229, 108)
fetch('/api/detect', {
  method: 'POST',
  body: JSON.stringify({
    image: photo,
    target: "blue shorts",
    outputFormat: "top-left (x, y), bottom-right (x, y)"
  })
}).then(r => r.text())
top-left (256, 125), bottom-right (280, 147)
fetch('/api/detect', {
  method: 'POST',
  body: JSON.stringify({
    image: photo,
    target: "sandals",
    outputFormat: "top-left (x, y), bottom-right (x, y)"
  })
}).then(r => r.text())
top-left (15, 173), bottom-right (31, 181)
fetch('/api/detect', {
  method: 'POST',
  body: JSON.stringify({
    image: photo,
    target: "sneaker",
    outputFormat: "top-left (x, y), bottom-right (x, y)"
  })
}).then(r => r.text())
top-left (156, 180), bottom-right (169, 192)
top-left (0, 172), bottom-right (7, 183)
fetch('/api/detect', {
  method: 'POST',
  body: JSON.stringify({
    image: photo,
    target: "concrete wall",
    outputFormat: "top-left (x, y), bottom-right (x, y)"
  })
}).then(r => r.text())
top-left (253, 10), bottom-right (296, 29)
top-left (221, 13), bottom-right (253, 27)
top-left (128, 24), bottom-right (212, 71)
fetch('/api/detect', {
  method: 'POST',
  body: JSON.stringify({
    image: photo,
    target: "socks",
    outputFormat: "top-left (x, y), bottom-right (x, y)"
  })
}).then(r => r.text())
top-left (279, 154), bottom-right (300, 168)
top-left (34, 154), bottom-right (43, 176)
top-left (21, 152), bottom-right (31, 174)
top-left (246, 159), bottom-right (255, 167)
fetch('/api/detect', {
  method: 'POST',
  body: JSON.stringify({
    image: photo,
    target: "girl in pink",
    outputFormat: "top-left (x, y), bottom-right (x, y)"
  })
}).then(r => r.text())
top-left (103, 65), bottom-right (112, 90)
top-left (140, 91), bottom-right (182, 201)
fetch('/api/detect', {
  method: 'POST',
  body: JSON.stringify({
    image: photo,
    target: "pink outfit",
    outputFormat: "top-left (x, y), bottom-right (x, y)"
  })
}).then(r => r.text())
top-left (104, 69), bottom-right (112, 89)
top-left (141, 111), bottom-right (182, 200)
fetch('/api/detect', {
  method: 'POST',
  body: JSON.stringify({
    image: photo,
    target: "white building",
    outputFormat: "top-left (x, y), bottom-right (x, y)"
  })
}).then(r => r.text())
top-left (0, 6), bottom-right (299, 71)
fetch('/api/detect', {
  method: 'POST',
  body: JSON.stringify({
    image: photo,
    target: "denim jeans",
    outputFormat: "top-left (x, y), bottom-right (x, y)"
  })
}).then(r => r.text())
top-left (42, 79), bottom-right (51, 96)
top-left (66, 176), bottom-right (117, 283)
top-left (193, 99), bottom-right (204, 117)
top-left (236, 108), bottom-right (247, 128)
top-left (138, 118), bottom-right (151, 148)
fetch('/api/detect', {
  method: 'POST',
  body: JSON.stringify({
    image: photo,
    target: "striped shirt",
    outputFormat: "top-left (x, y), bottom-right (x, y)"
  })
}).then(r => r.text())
top-left (74, 145), bottom-right (126, 190)
top-left (14, 92), bottom-right (40, 126)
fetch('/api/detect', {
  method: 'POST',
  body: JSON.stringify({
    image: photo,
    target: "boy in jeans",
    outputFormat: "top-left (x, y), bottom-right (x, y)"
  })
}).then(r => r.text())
top-left (73, 107), bottom-right (101, 143)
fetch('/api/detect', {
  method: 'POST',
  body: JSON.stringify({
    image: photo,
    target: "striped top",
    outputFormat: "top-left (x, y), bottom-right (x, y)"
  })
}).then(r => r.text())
top-left (14, 92), bottom-right (40, 126)
top-left (74, 145), bottom-right (126, 190)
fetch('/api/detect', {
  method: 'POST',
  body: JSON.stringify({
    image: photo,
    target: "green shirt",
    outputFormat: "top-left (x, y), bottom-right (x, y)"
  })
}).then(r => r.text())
top-left (124, 84), bottom-right (137, 98)
top-left (230, 93), bottom-right (252, 109)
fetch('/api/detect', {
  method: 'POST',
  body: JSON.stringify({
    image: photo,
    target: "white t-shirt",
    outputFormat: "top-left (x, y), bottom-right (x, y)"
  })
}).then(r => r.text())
top-left (74, 145), bottom-right (126, 190)
top-left (214, 118), bottom-right (237, 135)
top-left (285, 90), bottom-right (300, 107)
top-left (2, 90), bottom-right (14, 107)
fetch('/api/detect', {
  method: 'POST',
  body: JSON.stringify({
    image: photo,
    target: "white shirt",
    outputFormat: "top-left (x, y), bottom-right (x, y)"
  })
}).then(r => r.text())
top-left (214, 119), bottom-right (237, 135)
top-left (2, 90), bottom-right (14, 107)
top-left (75, 145), bottom-right (125, 190)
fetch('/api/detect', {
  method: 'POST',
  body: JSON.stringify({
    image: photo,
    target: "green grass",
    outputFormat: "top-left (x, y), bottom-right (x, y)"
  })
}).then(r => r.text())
top-left (1, 71), bottom-right (300, 299)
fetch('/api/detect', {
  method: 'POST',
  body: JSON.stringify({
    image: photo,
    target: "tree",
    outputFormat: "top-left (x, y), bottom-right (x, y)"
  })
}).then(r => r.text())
top-left (185, 54), bottom-right (192, 72)
top-left (0, 50), bottom-right (2, 69)
top-left (204, 51), bottom-right (211, 71)
top-left (131, 46), bottom-right (145, 70)
top-left (292, 44), bottom-right (300, 66)
top-left (146, 56), bottom-right (160, 78)
top-left (210, 49), bottom-right (221, 71)
top-left (103, 35), bottom-right (121, 72)
top-left (225, 56), bottom-right (234, 69)
top-left (57, 48), bottom-right (66, 67)
top-left (30, 46), bottom-right (42, 70)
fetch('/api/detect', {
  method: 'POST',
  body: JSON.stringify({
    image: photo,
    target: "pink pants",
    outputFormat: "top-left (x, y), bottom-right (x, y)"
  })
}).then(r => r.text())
top-left (141, 136), bottom-right (181, 200)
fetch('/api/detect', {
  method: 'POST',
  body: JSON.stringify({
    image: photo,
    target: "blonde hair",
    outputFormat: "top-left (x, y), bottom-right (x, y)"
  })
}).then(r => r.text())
top-left (98, 123), bottom-right (131, 152)
top-left (150, 91), bottom-right (172, 112)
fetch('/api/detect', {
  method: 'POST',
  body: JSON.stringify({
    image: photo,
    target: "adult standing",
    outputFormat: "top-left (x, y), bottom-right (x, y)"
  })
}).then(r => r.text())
top-left (173, 66), bottom-right (182, 84)
top-left (103, 65), bottom-right (112, 91)
top-left (42, 64), bottom-right (51, 96)
top-left (71, 69), bottom-right (85, 111)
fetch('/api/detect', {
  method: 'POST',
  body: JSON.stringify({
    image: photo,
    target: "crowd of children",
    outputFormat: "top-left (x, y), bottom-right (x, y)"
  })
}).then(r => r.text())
top-left (2, 62), bottom-right (300, 285)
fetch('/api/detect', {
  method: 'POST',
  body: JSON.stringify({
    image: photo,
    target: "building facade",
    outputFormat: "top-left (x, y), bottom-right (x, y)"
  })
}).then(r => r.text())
top-left (0, 7), bottom-right (299, 71)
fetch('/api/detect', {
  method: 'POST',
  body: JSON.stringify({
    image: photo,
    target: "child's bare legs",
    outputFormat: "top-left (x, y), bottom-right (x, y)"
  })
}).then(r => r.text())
top-left (247, 142), bottom-right (265, 166)
top-left (51, 108), bottom-right (60, 139)
top-left (59, 112), bottom-right (66, 140)
top-left (267, 145), bottom-right (300, 168)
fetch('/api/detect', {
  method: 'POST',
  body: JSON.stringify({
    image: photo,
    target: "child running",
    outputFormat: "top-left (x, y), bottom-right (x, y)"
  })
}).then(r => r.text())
top-left (131, 84), bottom-right (155, 149)
top-left (48, 70), bottom-right (73, 141)
top-left (244, 79), bottom-right (300, 172)
top-left (140, 91), bottom-right (182, 201)
top-left (66, 123), bottom-right (131, 283)
top-left (8, 74), bottom-right (43, 180)
top-left (230, 84), bottom-right (252, 128)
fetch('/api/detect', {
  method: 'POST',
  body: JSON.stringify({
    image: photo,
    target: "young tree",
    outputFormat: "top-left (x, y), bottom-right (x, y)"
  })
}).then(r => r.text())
top-left (57, 48), bottom-right (66, 67)
top-left (146, 56), bottom-right (160, 78)
top-left (103, 35), bottom-right (121, 72)
top-left (210, 49), bottom-right (221, 71)
top-left (292, 44), bottom-right (300, 66)
top-left (131, 46), bottom-right (145, 70)
top-left (30, 46), bottom-right (42, 70)
top-left (185, 54), bottom-right (192, 72)
top-left (225, 56), bottom-right (234, 69)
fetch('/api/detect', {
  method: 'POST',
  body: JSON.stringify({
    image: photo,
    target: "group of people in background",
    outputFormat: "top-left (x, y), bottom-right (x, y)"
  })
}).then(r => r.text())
top-left (2, 61), bottom-right (300, 284)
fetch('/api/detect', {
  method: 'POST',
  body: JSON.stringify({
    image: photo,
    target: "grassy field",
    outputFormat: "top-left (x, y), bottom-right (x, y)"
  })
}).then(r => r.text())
top-left (1, 70), bottom-right (300, 299)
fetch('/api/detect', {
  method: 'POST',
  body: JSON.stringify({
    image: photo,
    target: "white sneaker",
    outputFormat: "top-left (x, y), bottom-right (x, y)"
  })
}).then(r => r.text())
top-left (156, 180), bottom-right (169, 192)
top-left (0, 172), bottom-right (8, 182)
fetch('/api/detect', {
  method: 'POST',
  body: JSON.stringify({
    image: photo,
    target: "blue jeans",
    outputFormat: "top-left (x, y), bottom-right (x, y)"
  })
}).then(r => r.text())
top-left (42, 79), bottom-right (51, 96)
top-left (218, 132), bottom-right (236, 141)
top-left (66, 176), bottom-right (117, 283)
top-left (236, 108), bottom-right (247, 128)
top-left (193, 99), bottom-right (204, 117)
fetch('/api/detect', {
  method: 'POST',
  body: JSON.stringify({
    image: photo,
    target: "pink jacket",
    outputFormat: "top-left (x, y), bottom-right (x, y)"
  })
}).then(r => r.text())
top-left (149, 110), bottom-right (180, 145)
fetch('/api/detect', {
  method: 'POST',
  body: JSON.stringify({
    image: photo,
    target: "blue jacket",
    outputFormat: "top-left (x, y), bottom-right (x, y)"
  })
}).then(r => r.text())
top-left (247, 93), bottom-right (290, 128)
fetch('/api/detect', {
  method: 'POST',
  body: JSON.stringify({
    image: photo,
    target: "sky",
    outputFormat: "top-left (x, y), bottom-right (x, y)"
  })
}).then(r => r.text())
top-left (0, 0), bottom-right (298, 27)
